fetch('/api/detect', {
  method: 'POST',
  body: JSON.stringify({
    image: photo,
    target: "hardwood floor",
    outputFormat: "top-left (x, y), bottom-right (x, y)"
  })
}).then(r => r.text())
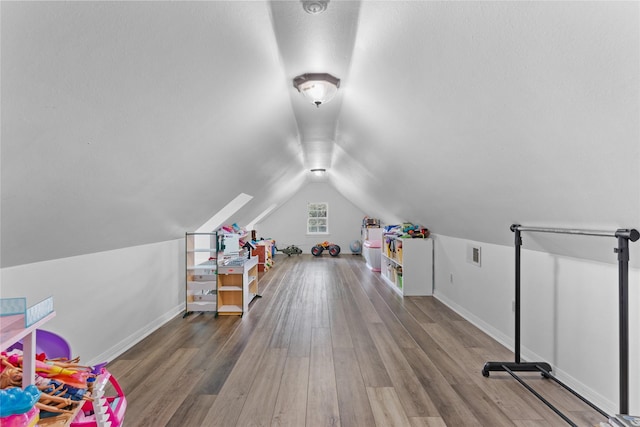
top-left (107, 254), bottom-right (605, 426)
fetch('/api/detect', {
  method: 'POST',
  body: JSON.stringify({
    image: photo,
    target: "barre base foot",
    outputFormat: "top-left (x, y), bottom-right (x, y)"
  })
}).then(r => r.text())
top-left (482, 362), bottom-right (552, 377)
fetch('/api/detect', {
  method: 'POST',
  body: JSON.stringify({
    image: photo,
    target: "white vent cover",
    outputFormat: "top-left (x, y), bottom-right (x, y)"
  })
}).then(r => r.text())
top-left (467, 244), bottom-right (481, 267)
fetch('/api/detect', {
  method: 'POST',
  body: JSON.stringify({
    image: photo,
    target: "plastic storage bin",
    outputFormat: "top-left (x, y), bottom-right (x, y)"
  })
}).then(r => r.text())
top-left (363, 240), bottom-right (381, 272)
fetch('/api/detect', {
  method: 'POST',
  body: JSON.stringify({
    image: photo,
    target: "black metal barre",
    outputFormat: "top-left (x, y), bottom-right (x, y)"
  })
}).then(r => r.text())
top-left (501, 364), bottom-right (578, 427)
top-left (513, 223), bottom-right (638, 415)
top-left (484, 223), bottom-right (639, 422)
top-left (510, 224), bottom-right (640, 241)
top-left (536, 364), bottom-right (611, 419)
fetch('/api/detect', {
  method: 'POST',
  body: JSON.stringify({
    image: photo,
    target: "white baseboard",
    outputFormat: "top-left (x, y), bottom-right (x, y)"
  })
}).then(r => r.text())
top-left (86, 303), bottom-right (184, 367)
top-left (433, 291), bottom-right (617, 416)
top-left (433, 291), bottom-right (515, 352)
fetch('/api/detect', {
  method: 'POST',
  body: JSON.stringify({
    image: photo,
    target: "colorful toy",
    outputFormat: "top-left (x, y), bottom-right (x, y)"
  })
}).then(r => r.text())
top-left (3, 354), bottom-right (91, 388)
top-left (311, 241), bottom-right (341, 257)
top-left (6, 329), bottom-right (72, 360)
top-left (349, 240), bottom-right (362, 254)
top-left (1, 353), bottom-right (93, 416)
top-left (275, 245), bottom-right (302, 256)
top-left (70, 368), bottom-right (127, 427)
top-left (0, 405), bottom-right (39, 427)
top-left (385, 223), bottom-right (430, 239)
top-left (0, 385), bottom-right (41, 417)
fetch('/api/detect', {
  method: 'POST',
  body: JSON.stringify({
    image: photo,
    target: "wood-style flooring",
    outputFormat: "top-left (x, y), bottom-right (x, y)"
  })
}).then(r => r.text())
top-left (107, 254), bottom-right (605, 426)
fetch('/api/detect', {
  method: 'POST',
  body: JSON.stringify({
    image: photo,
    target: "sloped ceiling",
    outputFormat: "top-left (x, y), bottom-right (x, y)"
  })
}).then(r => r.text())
top-left (2, 1), bottom-right (638, 268)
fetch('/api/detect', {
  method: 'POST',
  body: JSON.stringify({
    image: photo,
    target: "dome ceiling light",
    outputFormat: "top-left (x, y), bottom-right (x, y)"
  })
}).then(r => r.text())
top-left (293, 73), bottom-right (340, 107)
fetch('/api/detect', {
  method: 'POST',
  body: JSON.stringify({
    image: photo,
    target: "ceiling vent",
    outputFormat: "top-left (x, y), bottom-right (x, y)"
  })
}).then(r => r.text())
top-left (302, 0), bottom-right (329, 14)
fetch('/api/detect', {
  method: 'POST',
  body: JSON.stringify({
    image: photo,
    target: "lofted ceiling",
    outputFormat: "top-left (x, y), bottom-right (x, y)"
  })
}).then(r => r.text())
top-left (1, 1), bottom-right (639, 268)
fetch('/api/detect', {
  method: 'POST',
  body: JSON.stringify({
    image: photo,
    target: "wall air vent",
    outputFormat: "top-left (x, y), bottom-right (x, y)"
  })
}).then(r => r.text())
top-left (467, 244), bottom-right (481, 267)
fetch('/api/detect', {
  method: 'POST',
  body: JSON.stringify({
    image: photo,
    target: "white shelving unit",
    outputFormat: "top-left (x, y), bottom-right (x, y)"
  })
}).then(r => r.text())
top-left (380, 236), bottom-right (433, 296)
top-left (185, 232), bottom-right (218, 315)
top-left (217, 256), bottom-right (259, 316)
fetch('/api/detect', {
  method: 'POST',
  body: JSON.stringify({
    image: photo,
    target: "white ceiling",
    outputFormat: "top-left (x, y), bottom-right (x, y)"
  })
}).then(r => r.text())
top-left (1, 1), bottom-right (639, 267)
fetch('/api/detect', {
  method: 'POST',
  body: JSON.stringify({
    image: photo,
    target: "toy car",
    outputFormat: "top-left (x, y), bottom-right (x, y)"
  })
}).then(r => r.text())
top-left (275, 245), bottom-right (303, 256)
top-left (311, 241), bottom-right (341, 257)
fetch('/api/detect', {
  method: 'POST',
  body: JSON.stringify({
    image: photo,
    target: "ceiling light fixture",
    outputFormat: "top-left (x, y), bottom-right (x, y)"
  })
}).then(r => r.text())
top-left (301, 0), bottom-right (329, 14)
top-left (310, 168), bottom-right (326, 176)
top-left (293, 73), bottom-right (340, 107)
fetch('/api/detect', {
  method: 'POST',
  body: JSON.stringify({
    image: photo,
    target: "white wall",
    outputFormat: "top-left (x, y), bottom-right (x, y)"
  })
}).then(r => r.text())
top-left (433, 233), bottom-right (640, 415)
top-left (255, 181), bottom-right (367, 255)
top-left (0, 239), bottom-right (185, 366)
top-left (0, 178), bottom-right (367, 367)
top-left (3, 211), bottom-right (637, 416)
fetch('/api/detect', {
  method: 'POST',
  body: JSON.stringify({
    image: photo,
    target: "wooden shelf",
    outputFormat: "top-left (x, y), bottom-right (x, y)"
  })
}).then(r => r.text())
top-left (217, 304), bottom-right (243, 312)
top-left (218, 286), bottom-right (243, 291)
top-left (217, 256), bottom-right (259, 316)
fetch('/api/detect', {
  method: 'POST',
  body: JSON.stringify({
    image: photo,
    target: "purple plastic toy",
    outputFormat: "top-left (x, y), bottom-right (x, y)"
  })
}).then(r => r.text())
top-left (7, 329), bottom-right (72, 359)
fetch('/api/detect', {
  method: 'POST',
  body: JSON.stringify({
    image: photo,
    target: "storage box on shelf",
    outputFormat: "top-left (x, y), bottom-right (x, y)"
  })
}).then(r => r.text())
top-left (362, 224), bottom-right (383, 271)
top-left (361, 225), bottom-right (383, 242)
top-left (380, 235), bottom-right (433, 296)
top-left (251, 240), bottom-right (274, 273)
top-left (185, 232), bottom-right (218, 315)
top-left (363, 240), bottom-right (382, 272)
top-left (216, 256), bottom-right (259, 316)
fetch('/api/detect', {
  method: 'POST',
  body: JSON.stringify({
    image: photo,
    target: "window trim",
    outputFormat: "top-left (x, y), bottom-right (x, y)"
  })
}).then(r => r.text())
top-left (307, 202), bottom-right (329, 235)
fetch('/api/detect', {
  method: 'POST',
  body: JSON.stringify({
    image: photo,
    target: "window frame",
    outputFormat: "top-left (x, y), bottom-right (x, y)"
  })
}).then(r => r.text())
top-left (307, 202), bottom-right (329, 235)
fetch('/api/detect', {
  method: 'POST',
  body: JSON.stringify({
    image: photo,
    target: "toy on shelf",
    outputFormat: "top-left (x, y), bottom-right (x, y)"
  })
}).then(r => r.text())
top-left (0, 297), bottom-right (54, 330)
top-left (0, 405), bottom-right (39, 427)
top-left (7, 329), bottom-right (72, 360)
top-left (384, 223), bottom-right (430, 239)
top-left (1, 298), bottom-right (126, 426)
top-left (70, 368), bottom-right (126, 427)
top-left (311, 241), bottom-right (341, 257)
top-left (275, 245), bottom-right (302, 256)
top-left (1, 353), bottom-right (92, 416)
top-left (362, 216), bottom-right (381, 228)
top-left (0, 385), bottom-right (41, 426)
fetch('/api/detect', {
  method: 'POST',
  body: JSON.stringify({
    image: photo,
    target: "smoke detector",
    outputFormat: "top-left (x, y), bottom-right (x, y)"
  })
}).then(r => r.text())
top-left (302, 0), bottom-right (329, 14)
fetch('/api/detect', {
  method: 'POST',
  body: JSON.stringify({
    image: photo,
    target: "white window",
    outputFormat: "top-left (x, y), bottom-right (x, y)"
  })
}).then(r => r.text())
top-left (307, 202), bottom-right (328, 234)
